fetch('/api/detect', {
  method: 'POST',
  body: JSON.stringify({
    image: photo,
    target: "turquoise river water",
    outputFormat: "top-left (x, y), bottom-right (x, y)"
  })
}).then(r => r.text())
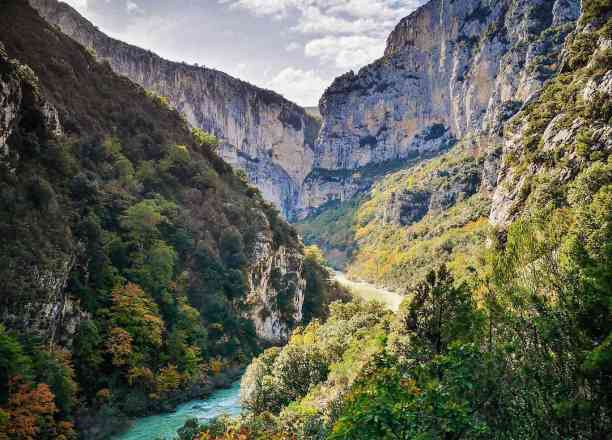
top-left (115, 380), bottom-right (241, 440)
top-left (115, 272), bottom-right (400, 439)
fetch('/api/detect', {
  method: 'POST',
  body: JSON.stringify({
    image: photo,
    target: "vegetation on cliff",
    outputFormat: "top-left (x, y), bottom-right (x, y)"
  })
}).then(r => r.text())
top-left (181, 3), bottom-right (611, 439)
top-left (0, 1), bottom-right (342, 438)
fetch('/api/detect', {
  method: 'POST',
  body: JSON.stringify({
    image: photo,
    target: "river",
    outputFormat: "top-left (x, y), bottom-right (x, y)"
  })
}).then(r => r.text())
top-left (115, 381), bottom-right (241, 440)
top-left (116, 272), bottom-right (400, 439)
top-left (332, 270), bottom-right (403, 311)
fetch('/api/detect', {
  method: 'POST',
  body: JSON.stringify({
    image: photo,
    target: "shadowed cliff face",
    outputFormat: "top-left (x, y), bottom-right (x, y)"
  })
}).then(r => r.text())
top-left (305, 0), bottom-right (580, 219)
top-left (29, 0), bottom-right (320, 221)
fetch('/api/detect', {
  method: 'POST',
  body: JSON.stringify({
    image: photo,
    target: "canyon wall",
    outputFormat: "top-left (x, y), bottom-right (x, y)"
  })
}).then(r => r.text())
top-left (29, 0), bottom-right (319, 220)
top-left (302, 0), bottom-right (581, 218)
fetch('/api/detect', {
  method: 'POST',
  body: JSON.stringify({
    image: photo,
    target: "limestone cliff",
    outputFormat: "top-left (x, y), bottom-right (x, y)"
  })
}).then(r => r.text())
top-left (29, 0), bottom-right (320, 220)
top-left (304, 0), bottom-right (581, 218)
top-left (490, 9), bottom-right (612, 227)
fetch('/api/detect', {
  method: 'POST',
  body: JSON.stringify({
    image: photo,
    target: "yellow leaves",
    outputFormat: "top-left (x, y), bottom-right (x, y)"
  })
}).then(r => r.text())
top-left (127, 367), bottom-right (155, 388)
top-left (106, 327), bottom-right (133, 368)
top-left (208, 358), bottom-right (225, 376)
top-left (110, 283), bottom-right (164, 348)
top-left (155, 365), bottom-right (183, 396)
top-left (304, 245), bottom-right (326, 265)
top-left (400, 378), bottom-right (421, 396)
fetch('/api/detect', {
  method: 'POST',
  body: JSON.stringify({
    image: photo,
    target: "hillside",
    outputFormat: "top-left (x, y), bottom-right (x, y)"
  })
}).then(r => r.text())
top-left (182, 1), bottom-right (611, 438)
top-left (297, 0), bottom-right (607, 289)
top-left (28, 0), bottom-right (321, 220)
top-left (0, 1), bottom-right (343, 438)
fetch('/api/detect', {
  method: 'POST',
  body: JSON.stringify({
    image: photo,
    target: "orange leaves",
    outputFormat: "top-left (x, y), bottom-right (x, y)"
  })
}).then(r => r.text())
top-left (1, 377), bottom-right (56, 440)
top-left (208, 358), bottom-right (224, 376)
top-left (110, 282), bottom-right (164, 349)
top-left (106, 327), bottom-right (133, 368)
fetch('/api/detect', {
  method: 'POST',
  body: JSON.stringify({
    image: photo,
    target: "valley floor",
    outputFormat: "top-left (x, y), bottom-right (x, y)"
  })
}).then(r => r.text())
top-left (332, 271), bottom-right (403, 311)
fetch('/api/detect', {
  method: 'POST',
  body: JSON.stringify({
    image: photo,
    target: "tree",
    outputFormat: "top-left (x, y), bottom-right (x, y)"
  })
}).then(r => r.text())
top-left (192, 128), bottom-right (219, 152)
top-left (1, 378), bottom-right (56, 440)
top-left (0, 326), bottom-right (31, 404)
top-left (391, 265), bottom-right (482, 362)
top-left (109, 283), bottom-right (164, 356)
top-left (106, 327), bottom-right (133, 368)
top-left (31, 349), bottom-right (77, 417)
top-left (219, 229), bottom-right (246, 269)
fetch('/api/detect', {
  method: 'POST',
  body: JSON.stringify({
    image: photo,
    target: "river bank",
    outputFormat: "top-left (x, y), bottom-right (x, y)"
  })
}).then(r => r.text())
top-left (115, 380), bottom-right (242, 440)
top-left (99, 365), bottom-right (244, 440)
top-left (332, 270), bottom-right (403, 311)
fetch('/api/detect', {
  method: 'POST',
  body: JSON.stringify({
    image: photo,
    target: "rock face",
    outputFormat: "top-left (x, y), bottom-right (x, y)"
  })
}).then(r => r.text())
top-left (0, 45), bottom-right (87, 346)
top-left (306, 0), bottom-right (580, 218)
top-left (0, 44), bottom-right (21, 158)
top-left (29, 0), bottom-right (319, 220)
top-left (490, 23), bottom-right (612, 228)
top-left (247, 216), bottom-right (306, 343)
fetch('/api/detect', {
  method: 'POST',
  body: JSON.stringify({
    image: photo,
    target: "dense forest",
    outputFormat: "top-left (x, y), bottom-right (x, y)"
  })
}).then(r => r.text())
top-left (0, 1), bottom-right (343, 438)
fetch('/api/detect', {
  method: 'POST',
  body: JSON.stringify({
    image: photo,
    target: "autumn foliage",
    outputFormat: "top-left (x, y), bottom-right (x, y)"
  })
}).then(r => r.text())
top-left (0, 377), bottom-right (75, 440)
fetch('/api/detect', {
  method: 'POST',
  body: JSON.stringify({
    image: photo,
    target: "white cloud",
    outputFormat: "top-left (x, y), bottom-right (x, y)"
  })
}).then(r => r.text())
top-left (222, 0), bottom-right (424, 74)
top-left (285, 42), bottom-right (301, 52)
top-left (266, 67), bottom-right (331, 106)
top-left (63, 0), bottom-right (89, 12)
top-left (293, 6), bottom-right (391, 36)
top-left (305, 35), bottom-right (385, 70)
top-left (126, 1), bottom-right (143, 14)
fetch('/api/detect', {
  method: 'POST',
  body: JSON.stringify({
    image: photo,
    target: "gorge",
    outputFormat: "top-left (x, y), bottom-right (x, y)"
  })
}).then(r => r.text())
top-left (0, 0), bottom-right (610, 439)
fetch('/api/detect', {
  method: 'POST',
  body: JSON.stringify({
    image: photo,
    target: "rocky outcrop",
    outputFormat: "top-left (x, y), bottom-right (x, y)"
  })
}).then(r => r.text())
top-left (29, 0), bottom-right (319, 220)
top-left (306, 0), bottom-right (580, 218)
top-left (382, 190), bottom-right (431, 226)
top-left (0, 43), bottom-right (21, 158)
top-left (247, 215), bottom-right (306, 343)
top-left (0, 46), bottom-right (86, 346)
top-left (490, 22), bottom-right (612, 228)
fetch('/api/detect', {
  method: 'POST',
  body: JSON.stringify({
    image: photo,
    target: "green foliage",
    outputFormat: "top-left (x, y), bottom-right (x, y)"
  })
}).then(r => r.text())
top-left (219, 229), bottom-right (247, 269)
top-left (302, 246), bottom-right (352, 322)
top-left (0, 326), bottom-right (31, 404)
top-left (580, 0), bottom-right (611, 26)
top-left (192, 128), bottom-right (220, 152)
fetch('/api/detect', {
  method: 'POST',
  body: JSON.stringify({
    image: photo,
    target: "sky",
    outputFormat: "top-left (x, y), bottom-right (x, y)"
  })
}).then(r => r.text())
top-left (62, 0), bottom-right (426, 107)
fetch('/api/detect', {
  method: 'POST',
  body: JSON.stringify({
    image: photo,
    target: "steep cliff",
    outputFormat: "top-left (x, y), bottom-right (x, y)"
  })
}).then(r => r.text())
top-left (490, 7), bottom-right (612, 227)
top-left (302, 0), bottom-right (581, 217)
top-left (300, 0), bottom-right (610, 290)
top-left (29, 0), bottom-right (320, 220)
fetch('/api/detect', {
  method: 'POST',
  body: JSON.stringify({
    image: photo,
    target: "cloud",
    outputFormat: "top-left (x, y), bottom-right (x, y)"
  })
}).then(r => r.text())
top-left (305, 35), bottom-right (385, 70)
top-left (126, 1), bottom-right (143, 14)
top-left (266, 67), bottom-right (331, 106)
top-left (63, 0), bottom-right (89, 12)
top-left (285, 42), bottom-right (301, 52)
top-left (222, 0), bottom-right (425, 73)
